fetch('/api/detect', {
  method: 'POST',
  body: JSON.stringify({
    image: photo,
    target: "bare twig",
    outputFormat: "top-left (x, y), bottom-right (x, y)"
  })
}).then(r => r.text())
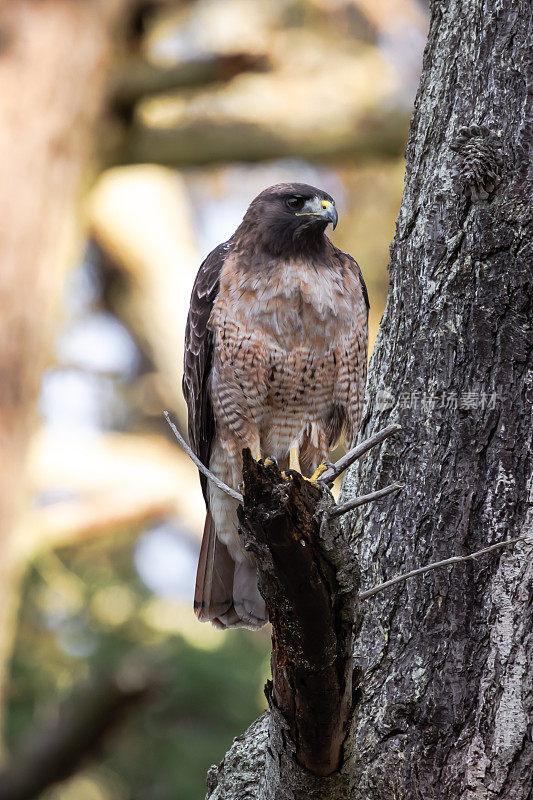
top-left (359, 536), bottom-right (530, 600)
top-left (321, 424), bottom-right (402, 486)
top-left (164, 414), bottom-right (401, 504)
top-left (164, 411), bottom-right (243, 502)
top-left (330, 481), bottom-right (404, 518)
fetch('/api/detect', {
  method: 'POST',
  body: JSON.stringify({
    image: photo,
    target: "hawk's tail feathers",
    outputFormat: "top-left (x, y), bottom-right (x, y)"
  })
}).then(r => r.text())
top-left (194, 511), bottom-right (267, 630)
top-left (194, 511), bottom-right (234, 624)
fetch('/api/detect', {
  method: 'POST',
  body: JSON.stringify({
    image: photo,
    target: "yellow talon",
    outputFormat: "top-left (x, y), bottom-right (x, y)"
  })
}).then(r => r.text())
top-left (280, 445), bottom-right (302, 480)
top-left (308, 463), bottom-right (329, 483)
top-left (282, 448), bottom-right (329, 485)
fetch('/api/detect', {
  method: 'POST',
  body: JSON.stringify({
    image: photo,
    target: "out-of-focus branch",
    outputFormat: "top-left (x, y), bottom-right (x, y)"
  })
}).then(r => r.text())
top-left (108, 53), bottom-right (270, 119)
top-left (0, 672), bottom-right (154, 800)
top-left (106, 108), bottom-right (409, 169)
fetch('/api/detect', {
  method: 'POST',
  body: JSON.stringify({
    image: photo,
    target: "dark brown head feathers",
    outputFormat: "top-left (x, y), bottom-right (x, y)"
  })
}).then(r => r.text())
top-left (233, 182), bottom-right (337, 259)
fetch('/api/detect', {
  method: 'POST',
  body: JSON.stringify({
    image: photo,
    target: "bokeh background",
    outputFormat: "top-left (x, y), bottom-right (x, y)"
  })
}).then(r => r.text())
top-left (0, 1), bottom-right (427, 798)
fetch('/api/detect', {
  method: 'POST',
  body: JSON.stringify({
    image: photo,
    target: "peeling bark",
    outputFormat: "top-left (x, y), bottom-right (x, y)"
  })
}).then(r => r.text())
top-left (204, 0), bottom-right (531, 797)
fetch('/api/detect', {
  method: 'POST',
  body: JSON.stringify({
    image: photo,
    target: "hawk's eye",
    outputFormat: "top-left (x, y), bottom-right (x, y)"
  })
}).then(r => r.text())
top-left (286, 196), bottom-right (305, 211)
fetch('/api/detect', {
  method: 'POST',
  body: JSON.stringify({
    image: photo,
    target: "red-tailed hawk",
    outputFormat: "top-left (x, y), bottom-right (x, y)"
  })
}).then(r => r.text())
top-left (183, 183), bottom-right (368, 629)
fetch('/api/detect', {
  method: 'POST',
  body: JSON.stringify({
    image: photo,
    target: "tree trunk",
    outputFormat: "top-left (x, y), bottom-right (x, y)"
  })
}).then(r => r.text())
top-left (0, 0), bottom-right (127, 744)
top-left (206, 0), bottom-right (532, 796)
top-left (343, 0), bottom-right (532, 796)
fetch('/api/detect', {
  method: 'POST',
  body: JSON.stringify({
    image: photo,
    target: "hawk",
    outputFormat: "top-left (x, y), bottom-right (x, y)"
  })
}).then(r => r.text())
top-left (183, 183), bottom-right (368, 629)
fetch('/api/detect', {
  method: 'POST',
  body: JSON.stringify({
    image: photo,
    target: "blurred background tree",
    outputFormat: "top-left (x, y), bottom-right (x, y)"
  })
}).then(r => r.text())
top-left (0, 1), bottom-right (427, 797)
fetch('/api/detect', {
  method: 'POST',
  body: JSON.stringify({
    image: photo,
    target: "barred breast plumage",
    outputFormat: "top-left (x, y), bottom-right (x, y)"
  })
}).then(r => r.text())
top-left (209, 254), bottom-right (367, 470)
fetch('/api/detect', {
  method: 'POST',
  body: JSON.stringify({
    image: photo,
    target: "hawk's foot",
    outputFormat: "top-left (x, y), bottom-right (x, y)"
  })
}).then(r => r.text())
top-left (264, 456), bottom-right (278, 467)
top-left (307, 461), bottom-right (335, 484)
top-left (281, 446), bottom-right (303, 479)
top-left (288, 444), bottom-right (302, 474)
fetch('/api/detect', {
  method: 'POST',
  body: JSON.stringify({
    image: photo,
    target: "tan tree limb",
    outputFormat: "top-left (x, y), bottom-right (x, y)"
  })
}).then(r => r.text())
top-left (108, 110), bottom-right (409, 169)
top-left (0, 0), bottom-right (133, 740)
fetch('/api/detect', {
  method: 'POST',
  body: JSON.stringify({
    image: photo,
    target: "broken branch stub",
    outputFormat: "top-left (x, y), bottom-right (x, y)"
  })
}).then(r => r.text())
top-left (238, 450), bottom-right (361, 783)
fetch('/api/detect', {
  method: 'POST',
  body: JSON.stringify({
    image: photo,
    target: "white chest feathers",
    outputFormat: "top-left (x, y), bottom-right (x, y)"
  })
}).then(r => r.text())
top-left (216, 261), bottom-right (357, 346)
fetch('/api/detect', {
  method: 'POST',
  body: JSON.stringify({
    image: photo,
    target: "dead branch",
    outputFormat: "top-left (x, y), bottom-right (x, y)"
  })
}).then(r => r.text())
top-left (320, 423), bottom-right (402, 485)
top-left (359, 535), bottom-right (531, 600)
top-left (330, 481), bottom-right (404, 517)
top-left (238, 451), bottom-right (360, 796)
top-left (164, 411), bottom-right (243, 502)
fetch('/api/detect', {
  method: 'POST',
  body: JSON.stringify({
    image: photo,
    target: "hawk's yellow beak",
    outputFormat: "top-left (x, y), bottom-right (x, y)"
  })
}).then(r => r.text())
top-left (295, 197), bottom-right (338, 229)
top-left (320, 200), bottom-right (338, 229)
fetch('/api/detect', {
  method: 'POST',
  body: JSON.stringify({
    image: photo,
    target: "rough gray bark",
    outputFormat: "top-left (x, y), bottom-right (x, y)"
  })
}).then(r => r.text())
top-left (205, 0), bottom-right (532, 797)
top-left (342, 0), bottom-right (533, 795)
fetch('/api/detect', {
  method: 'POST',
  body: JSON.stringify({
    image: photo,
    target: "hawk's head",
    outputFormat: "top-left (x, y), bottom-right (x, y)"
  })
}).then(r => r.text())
top-left (234, 183), bottom-right (338, 258)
